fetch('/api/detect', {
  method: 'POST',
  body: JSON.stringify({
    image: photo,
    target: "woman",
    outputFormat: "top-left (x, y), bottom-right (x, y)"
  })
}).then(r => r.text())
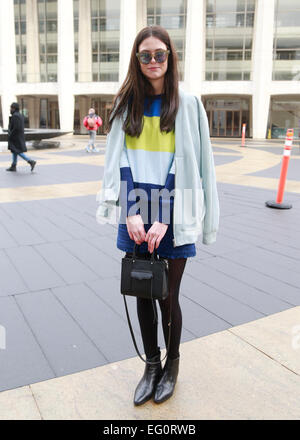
top-left (97, 25), bottom-right (219, 405)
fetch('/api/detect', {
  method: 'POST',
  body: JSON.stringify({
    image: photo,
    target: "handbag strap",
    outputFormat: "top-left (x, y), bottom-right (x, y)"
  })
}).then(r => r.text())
top-left (123, 247), bottom-right (171, 365)
top-left (123, 293), bottom-right (172, 365)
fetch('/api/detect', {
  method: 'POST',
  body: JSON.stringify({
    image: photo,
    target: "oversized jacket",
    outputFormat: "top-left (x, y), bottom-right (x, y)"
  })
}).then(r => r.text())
top-left (96, 89), bottom-right (219, 246)
top-left (8, 111), bottom-right (27, 154)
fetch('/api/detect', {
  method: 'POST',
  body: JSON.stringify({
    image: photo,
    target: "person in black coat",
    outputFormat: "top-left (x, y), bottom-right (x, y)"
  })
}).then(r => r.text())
top-left (6, 102), bottom-right (36, 172)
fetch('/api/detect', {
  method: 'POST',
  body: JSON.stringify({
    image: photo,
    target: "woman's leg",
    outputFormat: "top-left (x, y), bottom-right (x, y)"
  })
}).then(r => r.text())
top-left (125, 250), bottom-right (159, 359)
top-left (158, 257), bottom-right (187, 359)
top-left (136, 297), bottom-right (159, 359)
top-left (154, 257), bottom-right (187, 404)
top-left (134, 261), bottom-right (162, 405)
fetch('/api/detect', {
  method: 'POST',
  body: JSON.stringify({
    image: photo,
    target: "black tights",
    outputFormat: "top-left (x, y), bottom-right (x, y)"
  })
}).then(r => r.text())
top-left (136, 257), bottom-right (187, 360)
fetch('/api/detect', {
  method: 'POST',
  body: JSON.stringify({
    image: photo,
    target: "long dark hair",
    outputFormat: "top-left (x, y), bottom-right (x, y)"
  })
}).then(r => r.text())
top-left (108, 25), bottom-right (179, 136)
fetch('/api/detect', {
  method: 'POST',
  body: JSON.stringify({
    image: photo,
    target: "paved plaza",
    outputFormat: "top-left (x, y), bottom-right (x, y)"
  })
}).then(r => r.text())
top-left (0, 134), bottom-right (299, 419)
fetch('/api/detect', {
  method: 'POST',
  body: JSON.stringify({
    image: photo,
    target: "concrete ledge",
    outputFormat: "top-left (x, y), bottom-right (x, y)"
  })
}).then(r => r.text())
top-left (0, 386), bottom-right (41, 420)
top-left (1, 307), bottom-right (299, 420)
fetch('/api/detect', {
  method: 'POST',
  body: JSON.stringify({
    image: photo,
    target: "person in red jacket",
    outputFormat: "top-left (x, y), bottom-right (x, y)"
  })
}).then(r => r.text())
top-left (83, 108), bottom-right (102, 153)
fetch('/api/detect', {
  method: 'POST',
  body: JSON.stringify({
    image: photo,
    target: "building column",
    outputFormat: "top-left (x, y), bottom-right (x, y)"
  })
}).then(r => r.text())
top-left (27, 97), bottom-right (40, 128)
top-left (57, 0), bottom-right (75, 131)
top-left (26, 0), bottom-right (40, 83)
top-left (184, 0), bottom-right (205, 96)
top-left (252, 0), bottom-right (276, 139)
top-left (136, 0), bottom-right (147, 32)
top-left (0, 0), bottom-right (17, 128)
top-left (78, 0), bottom-right (92, 82)
top-left (119, 0), bottom-right (138, 84)
top-left (79, 96), bottom-right (89, 134)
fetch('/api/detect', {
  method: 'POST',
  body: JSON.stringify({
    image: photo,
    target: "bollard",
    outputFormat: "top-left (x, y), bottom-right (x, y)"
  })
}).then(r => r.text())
top-left (266, 128), bottom-right (294, 209)
top-left (241, 123), bottom-right (246, 147)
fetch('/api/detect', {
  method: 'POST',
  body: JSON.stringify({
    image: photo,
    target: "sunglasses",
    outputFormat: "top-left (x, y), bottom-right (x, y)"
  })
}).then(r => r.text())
top-left (136, 50), bottom-right (170, 64)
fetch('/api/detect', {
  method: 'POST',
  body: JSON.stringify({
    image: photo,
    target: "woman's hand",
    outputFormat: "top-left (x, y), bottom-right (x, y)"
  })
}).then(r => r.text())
top-left (126, 214), bottom-right (146, 245)
top-left (145, 221), bottom-right (168, 253)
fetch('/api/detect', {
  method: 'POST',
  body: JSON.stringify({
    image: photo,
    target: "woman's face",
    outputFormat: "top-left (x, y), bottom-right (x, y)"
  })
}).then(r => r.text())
top-left (138, 36), bottom-right (168, 83)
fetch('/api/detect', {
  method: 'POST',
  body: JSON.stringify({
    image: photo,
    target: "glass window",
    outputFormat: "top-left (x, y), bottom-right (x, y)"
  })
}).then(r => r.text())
top-left (277, 0), bottom-right (300, 12)
top-left (269, 96), bottom-right (300, 138)
top-left (273, 0), bottom-right (300, 80)
top-left (73, 0), bottom-right (79, 80)
top-left (91, 0), bottom-right (120, 82)
top-left (147, 0), bottom-right (187, 80)
top-left (205, 0), bottom-right (255, 81)
top-left (215, 0), bottom-right (245, 13)
top-left (38, 0), bottom-right (58, 82)
top-left (276, 38), bottom-right (300, 50)
top-left (276, 11), bottom-right (300, 27)
top-left (14, 0), bottom-right (27, 82)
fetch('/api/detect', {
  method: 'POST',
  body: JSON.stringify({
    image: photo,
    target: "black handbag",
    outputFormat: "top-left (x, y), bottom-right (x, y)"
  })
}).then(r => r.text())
top-left (121, 244), bottom-right (169, 300)
top-left (120, 244), bottom-right (171, 364)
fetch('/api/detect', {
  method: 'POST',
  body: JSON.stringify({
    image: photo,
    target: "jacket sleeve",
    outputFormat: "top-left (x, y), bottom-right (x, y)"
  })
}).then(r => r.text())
top-left (96, 114), bottom-right (124, 224)
top-left (83, 116), bottom-right (88, 128)
top-left (119, 143), bottom-right (137, 217)
top-left (8, 114), bottom-right (21, 138)
top-left (196, 97), bottom-right (219, 245)
top-left (96, 116), bottom-right (103, 127)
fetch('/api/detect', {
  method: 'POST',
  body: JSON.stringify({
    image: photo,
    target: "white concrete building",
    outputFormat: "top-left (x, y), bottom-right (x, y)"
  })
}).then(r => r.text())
top-left (0, 0), bottom-right (299, 139)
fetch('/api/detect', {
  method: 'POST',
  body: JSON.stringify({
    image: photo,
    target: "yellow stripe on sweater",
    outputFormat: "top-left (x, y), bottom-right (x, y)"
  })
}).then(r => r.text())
top-left (126, 116), bottom-right (175, 153)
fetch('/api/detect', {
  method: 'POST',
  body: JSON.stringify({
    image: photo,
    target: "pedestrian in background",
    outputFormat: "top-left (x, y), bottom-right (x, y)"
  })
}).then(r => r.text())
top-left (6, 102), bottom-right (36, 172)
top-left (97, 25), bottom-right (219, 406)
top-left (83, 108), bottom-right (102, 153)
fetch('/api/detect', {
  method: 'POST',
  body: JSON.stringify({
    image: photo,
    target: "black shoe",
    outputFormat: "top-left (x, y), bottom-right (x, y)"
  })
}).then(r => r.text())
top-left (134, 353), bottom-right (162, 406)
top-left (28, 160), bottom-right (36, 172)
top-left (6, 164), bottom-right (17, 172)
top-left (154, 356), bottom-right (180, 404)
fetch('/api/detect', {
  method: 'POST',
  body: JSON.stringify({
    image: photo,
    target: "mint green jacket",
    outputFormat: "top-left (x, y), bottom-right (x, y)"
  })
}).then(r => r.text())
top-left (96, 89), bottom-right (219, 246)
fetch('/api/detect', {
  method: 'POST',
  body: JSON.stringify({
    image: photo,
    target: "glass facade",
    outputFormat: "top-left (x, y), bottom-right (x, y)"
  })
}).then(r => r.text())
top-left (14, 0), bottom-right (27, 82)
top-left (38, 0), bottom-right (58, 82)
top-left (74, 0), bottom-right (79, 81)
top-left (203, 96), bottom-right (250, 137)
top-left (205, 0), bottom-right (255, 80)
top-left (74, 95), bottom-right (113, 134)
top-left (18, 96), bottom-right (60, 129)
top-left (147, 0), bottom-right (187, 81)
top-left (273, 0), bottom-right (300, 80)
top-left (0, 98), bottom-right (3, 128)
top-left (91, 0), bottom-right (120, 82)
top-left (268, 96), bottom-right (300, 138)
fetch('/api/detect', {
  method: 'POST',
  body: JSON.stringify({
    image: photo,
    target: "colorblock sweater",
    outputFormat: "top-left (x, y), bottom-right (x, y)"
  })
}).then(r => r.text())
top-left (119, 94), bottom-right (175, 224)
top-left (117, 94), bottom-right (196, 258)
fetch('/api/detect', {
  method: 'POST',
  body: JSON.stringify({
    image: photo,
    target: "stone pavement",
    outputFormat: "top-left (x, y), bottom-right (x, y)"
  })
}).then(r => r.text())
top-left (0, 135), bottom-right (299, 419)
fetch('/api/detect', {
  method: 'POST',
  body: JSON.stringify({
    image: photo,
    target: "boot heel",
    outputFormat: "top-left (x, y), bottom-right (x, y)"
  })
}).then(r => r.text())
top-left (134, 352), bottom-right (162, 406)
top-left (154, 356), bottom-right (179, 404)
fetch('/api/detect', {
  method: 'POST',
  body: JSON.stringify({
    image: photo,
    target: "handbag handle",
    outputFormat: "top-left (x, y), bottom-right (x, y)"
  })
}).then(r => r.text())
top-left (132, 243), bottom-right (156, 263)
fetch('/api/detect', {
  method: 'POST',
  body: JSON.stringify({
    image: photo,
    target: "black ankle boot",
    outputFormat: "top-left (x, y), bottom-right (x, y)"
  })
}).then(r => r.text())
top-left (134, 353), bottom-right (162, 406)
top-left (28, 160), bottom-right (36, 172)
top-left (154, 356), bottom-right (180, 404)
top-left (6, 164), bottom-right (17, 172)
